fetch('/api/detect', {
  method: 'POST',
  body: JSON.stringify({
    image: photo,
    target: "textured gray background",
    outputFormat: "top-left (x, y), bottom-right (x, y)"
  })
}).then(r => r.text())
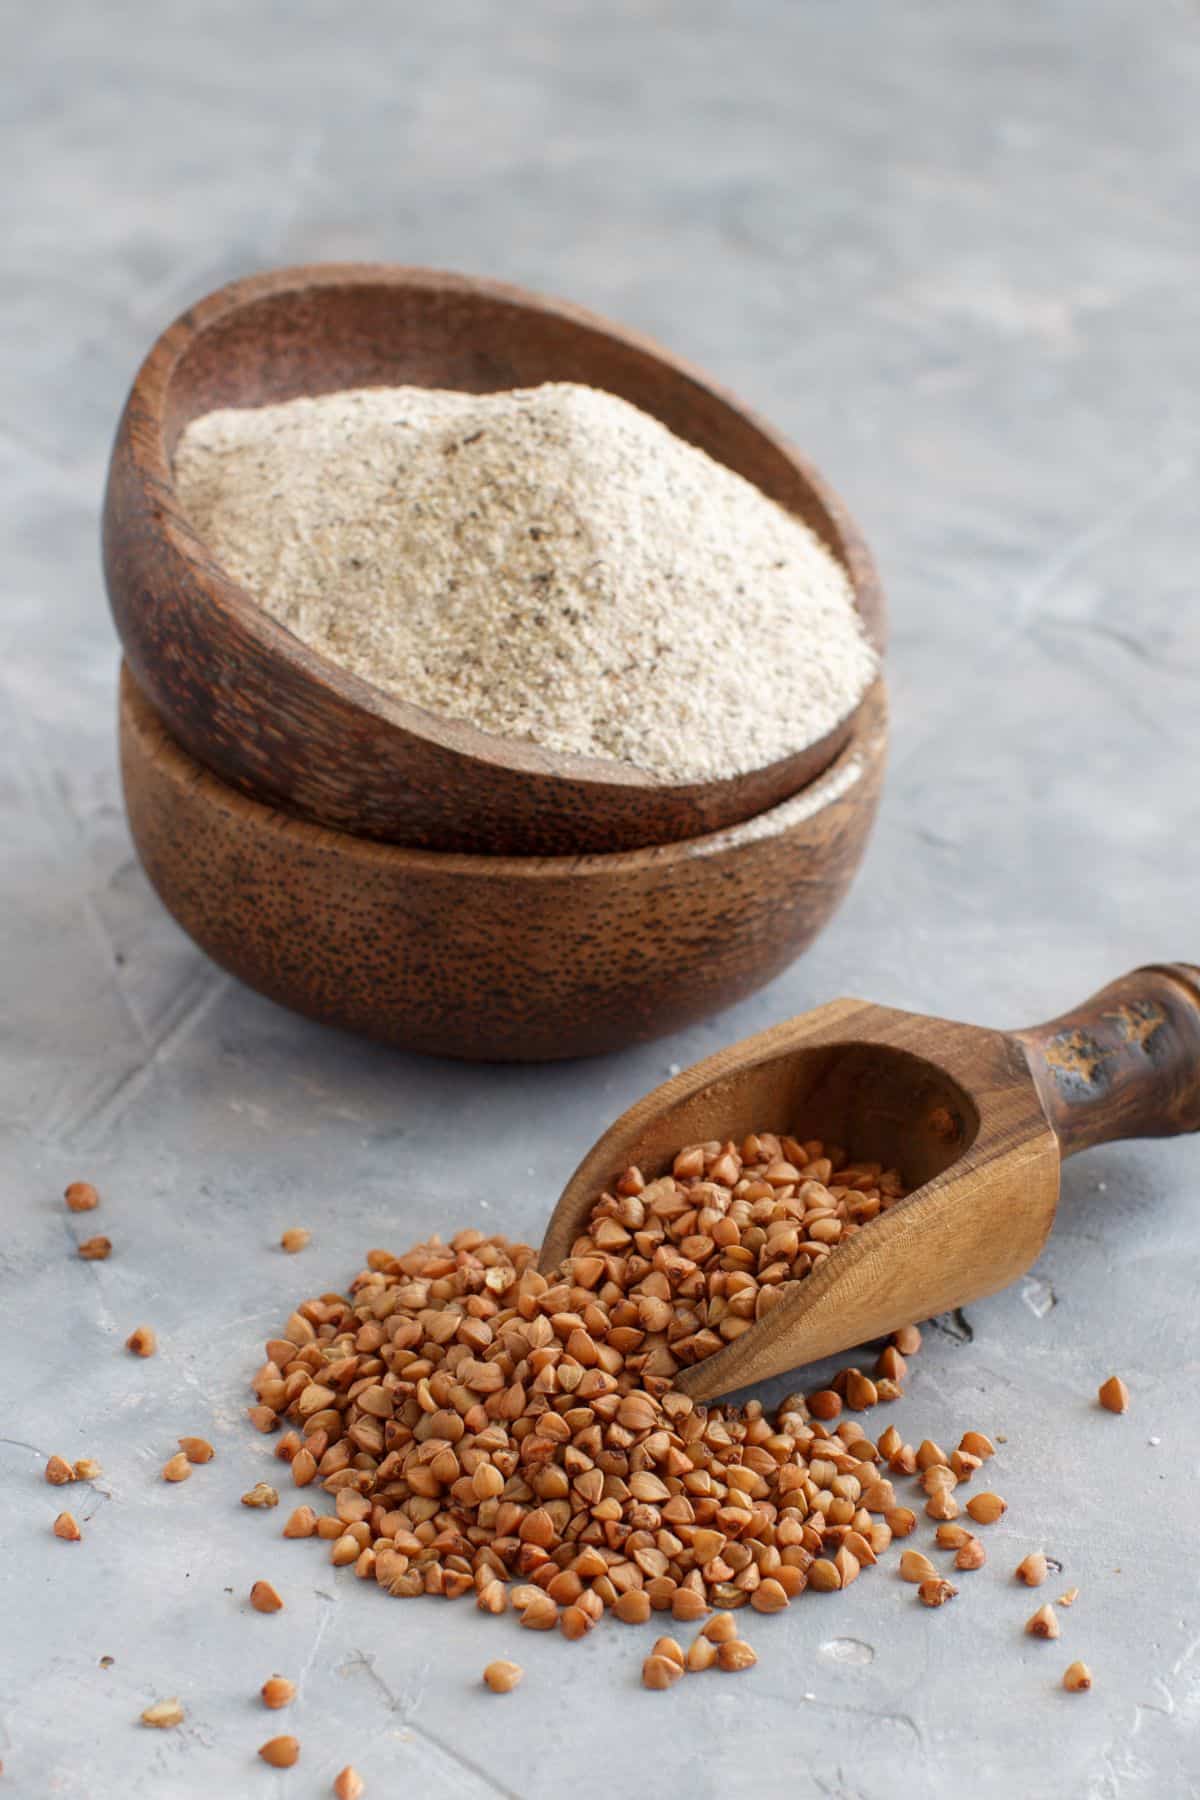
top-left (3, 2), bottom-right (1199, 1796)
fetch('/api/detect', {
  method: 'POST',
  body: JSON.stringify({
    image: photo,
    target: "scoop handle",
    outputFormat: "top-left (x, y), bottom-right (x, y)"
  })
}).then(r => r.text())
top-left (1012, 964), bottom-right (1200, 1157)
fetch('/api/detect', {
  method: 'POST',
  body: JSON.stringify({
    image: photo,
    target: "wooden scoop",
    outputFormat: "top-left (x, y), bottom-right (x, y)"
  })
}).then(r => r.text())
top-left (539, 965), bottom-right (1200, 1401)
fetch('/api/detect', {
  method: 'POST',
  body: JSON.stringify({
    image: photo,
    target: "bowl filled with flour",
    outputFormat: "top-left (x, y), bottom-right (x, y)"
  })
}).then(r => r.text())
top-left (104, 265), bottom-right (885, 858)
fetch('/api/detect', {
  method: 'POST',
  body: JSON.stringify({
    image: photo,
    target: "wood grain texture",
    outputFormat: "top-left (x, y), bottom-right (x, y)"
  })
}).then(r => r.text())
top-left (103, 263), bottom-right (885, 857)
top-left (1012, 964), bottom-right (1200, 1155)
top-left (118, 665), bottom-right (887, 1063)
top-left (543, 964), bottom-right (1200, 1398)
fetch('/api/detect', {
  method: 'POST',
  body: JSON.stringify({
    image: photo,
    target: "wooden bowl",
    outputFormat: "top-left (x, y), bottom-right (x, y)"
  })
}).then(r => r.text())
top-left (119, 665), bottom-right (888, 1062)
top-left (104, 264), bottom-right (885, 857)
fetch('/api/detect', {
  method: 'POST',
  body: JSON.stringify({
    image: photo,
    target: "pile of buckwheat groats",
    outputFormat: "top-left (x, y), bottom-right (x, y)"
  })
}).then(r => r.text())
top-left (37, 1133), bottom-right (1113, 1788)
top-left (249, 1130), bottom-right (1083, 1691)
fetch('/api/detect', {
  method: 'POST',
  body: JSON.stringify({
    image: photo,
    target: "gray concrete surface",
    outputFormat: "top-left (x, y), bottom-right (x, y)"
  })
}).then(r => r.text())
top-left (3, 2), bottom-right (1200, 1795)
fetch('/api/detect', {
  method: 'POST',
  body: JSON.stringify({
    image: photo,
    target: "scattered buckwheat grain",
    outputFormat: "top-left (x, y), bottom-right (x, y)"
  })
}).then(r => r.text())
top-left (704, 1615), bottom-right (737, 1644)
top-left (178, 1437), bottom-right (214, 1464)
top-left (642, 1653), bottom-right (683, 1690)
top-left (966, 1492), bottom-right (1007, 1525)
top-left (242, 1483), bottom-right (279, 1509)
top-left (126, 1325), bottom-right (157, 1357)
top-left (259, 1736), bottom-right (299, 1767)
top-left (483, 1660), bottom-right (523, 1694)
top-left (77, 1235), bottom-right (111, 1261)
top-left (1063, 1661), bottom-right (1092, 1692)
top-left (53, 1511), bottom-right (81, 1541)
top-left (808, 1389), bottom-right (842, 1421)
top-left (261, 1676), bottom-right (296, 1709)
top-left (900, 1551), bottom-right (937, 1584)
top-left (1098, 1376), bottom-right (1129, 1414)
top-left (140, 1699), bottom-right (184, 1729)
top-left (45, 1455), bottom-right (74, 1486)
top-left (334, 1769), bottom-right (366, 1800)
top-left (162, 1453), bottom-right (192, 1484)
top-left (1016, 1552), bottom-right (1048, 1587)
top-left (1026, 1603), bottom-right (1061, 1639)
top-left (281, 1228), bottom-right (311, 1254)
top-left (65, 1181), bottom-right (99, 1212)
top-left (250, 1581), bottom-right (284, 1613)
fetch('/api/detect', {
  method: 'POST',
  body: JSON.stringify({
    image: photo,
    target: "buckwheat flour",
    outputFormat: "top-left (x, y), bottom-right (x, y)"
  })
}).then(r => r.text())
top-left (175, 382), bottom-right (876, 782)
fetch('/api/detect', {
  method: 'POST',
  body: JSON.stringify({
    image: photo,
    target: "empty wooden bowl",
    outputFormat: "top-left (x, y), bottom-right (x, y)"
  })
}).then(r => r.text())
top-left (104, 263), bottom-right (885, 858)
top-left (119, 665), bottom-right (888, 1062)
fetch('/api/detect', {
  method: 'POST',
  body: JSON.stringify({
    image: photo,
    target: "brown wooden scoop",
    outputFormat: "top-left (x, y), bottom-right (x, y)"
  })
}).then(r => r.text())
top-left (539, 965), bottom-right (1200, 1401)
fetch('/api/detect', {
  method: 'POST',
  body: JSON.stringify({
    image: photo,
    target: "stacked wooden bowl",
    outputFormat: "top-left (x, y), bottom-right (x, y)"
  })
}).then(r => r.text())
top-left (104, 266), bottom-right (888, 1061)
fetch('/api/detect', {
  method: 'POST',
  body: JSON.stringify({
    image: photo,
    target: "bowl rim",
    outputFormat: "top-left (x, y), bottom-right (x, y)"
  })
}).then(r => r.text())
top-left (126, 261), bottom-right (886, 798)
top-left (121, 662), bottom-right (888, 880)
